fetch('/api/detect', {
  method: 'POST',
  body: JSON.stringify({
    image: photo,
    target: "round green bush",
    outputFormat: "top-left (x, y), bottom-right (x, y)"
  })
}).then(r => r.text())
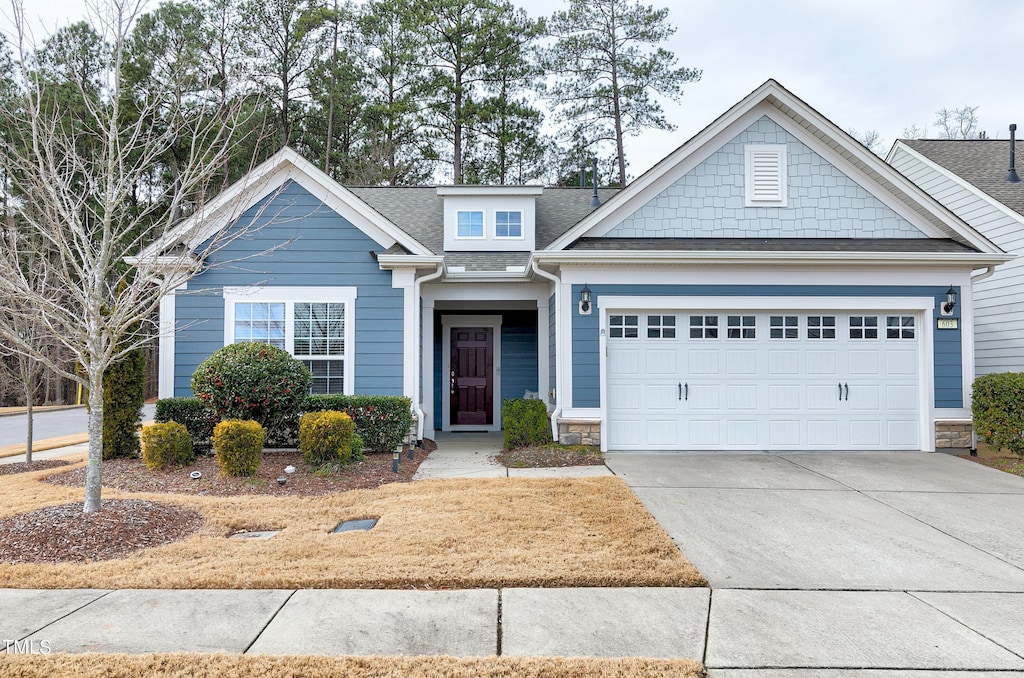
top-left (191, 343), bottom-right (312, 434)
top-left (213, 419), bottom-right (265, 477)
top-left (299, 410), bottom-right (355, 465)
top-left (140, 422), bottom-right (194, 470)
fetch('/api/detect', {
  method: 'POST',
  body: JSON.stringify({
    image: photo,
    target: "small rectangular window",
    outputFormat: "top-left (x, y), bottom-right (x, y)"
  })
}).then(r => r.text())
top-left (647, 315), bottom-right (676, 339)
top-left (849, 316), bottom-right (878, 339)
top-left (727, 315), bottom-right (756, 339)
top-left (495, 211), bottom-right (522, 238)
top-left (689, 315), bottom-right (718, 339)
top-left (456, 211), bottom-right (483, 238)
top-left (769, 315), bottom-right (798, 339)
top-left (609, 314), bottom-right (639, 339)
top-left (807, 315), bottom-right (836, 339)
top-left (886, 315), bottom-right (915, 339)
top-left (234, 302), bottom-right (286, 349)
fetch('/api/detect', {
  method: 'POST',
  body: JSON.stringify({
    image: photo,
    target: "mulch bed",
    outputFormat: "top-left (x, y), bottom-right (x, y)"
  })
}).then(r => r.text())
top-left (959, 454), bottom-right (1024, 478)
top-left (0, 499), bottom-right (204, 564)
top-left (0, 459), bottom-right (70, 476)
top-left (496, 445), bottom-right (605, 468)
top-left (44, 443), bottom-right (435, 497)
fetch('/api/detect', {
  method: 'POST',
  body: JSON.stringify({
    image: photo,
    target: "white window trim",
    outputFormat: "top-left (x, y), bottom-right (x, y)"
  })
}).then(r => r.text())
top-left (494, 210), bottom-right (525, 240)
top-left (223, 286), bottom-right (357, 394)
top-left (745, 144), bottom-right (787, 207)
top-left (455, 210), bottom-right (486, 240)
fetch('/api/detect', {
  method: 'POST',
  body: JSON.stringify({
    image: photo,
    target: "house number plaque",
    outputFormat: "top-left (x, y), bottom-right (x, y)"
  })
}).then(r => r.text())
top-left (936, 318), bottom-right (958, 330)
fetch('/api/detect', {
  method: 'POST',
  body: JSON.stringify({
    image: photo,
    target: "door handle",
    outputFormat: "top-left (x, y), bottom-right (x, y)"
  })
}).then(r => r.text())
top-left (685, 383), bottom-right (689, 401)
top-left (678, 383), bottom-right (681, 401)
top-left (838, 382), bottom-right (842, 401)
top-left (844, 383), bottom-right (849, 401)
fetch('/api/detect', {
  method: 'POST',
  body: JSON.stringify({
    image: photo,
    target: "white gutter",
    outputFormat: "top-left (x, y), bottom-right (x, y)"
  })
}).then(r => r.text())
top-left (532, 250), bottom-right (1012, 266)
top-left (412, 263), bottom-right (445, 442)
top-left (971, 265), bottom-right (997, 284)
top-left (530, 258), bottom-right (563, 441)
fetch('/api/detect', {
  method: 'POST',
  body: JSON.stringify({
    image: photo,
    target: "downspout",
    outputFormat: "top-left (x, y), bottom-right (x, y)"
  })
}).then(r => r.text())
top-left (413, 263), bottom-right (444, 443)
top-left (530, 258), bottom-right (563, 441)
top-left (971, 266), bottom-right (995, 284)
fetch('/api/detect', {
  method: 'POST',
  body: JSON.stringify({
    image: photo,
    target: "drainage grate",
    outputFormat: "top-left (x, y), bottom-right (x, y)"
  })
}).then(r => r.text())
top-left (229, 530), bottom-right (280, 540)
top-left (333, 518), bottom-right (378, 533)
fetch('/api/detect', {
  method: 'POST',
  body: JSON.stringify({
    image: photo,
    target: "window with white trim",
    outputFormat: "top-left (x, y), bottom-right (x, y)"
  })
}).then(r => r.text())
top-left (807, 315), bottom-right (836, 339)
top-left (224, 287), bottom-right (356, 395)
top-left (849, 316), bottom-right (879, 339)
top-left (609, 315), bottom-right (639, 338)
top-left (456, 210), bottom-right (484, 238)
top-left (886, 315), bottom-right (915, 339)
top-left (689, 315), bottom-right (718, 339)
top-left (727, 315), bottom-right (756, 339)
top-left (495, 211), bottom-right (522, 238)
top-left (647, 315), bottom-right (676, 339)
top-left (745, 144), bottom-right (787, 207)
top-left (769, 315), bottom-right (798, 339)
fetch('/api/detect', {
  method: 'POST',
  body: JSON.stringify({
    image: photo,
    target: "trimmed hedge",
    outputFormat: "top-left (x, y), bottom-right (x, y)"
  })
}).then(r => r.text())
top-left (300, 395), bottom-right (412, 454)
top-left (213, 419), bottom-right (265, 476)
top-left (972, 372), bottom-right (1024, 458)
top-left (502, 398), bottom-right (552, 449)
top-left (299, 410), bottom-right (355, 464)
top-left (101, 347), bottom-right (146, 460)
top-left (140, 422), bottom-right (194, 470)
top-left (155, 397), bottom-right (217, 453)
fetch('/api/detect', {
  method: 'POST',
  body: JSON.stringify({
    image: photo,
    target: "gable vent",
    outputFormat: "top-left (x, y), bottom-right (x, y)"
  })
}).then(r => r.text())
top-left (745, 144), bottom-right (787, 206)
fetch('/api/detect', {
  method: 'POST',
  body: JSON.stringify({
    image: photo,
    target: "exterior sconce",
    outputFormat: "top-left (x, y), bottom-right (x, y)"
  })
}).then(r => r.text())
top-left (941, 286), bottom-right (957, 316)
top-left (579, 284), bottom-right (592, 315)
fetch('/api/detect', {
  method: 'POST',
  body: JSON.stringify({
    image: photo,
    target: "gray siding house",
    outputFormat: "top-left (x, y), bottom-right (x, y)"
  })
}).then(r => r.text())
top-left (887, 138), bottom-right (1024, 376)
top-left (141, 80), bottom-right (1007, 452)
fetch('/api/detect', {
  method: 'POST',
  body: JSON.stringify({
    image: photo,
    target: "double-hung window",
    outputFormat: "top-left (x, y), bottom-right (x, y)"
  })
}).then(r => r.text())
top-left (225, 287), bottom-right (356, 394)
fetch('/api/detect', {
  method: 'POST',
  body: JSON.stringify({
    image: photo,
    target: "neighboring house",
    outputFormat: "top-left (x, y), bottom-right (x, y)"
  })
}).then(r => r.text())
top-left (140, 80), bottom-right (1008, 453)
top-left (887, 137), bottom-right (1024, 376)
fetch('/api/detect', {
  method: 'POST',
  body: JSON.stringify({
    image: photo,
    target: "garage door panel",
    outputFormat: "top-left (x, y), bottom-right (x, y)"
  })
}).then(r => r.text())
top-left (689, 384), bottom-right (720, 409)
top-left (847, 350), bottom-right (880, 375)
top-left (806, 350), bottom-right (838, 375)
top-left (647, 419), bottom-right (680, 446)
top-left (886, 385), bottom-right (918, 411)
top-left (609, 349), bottom-right (640, 375)
top-left (768, 384), bottom-right (801, 410)
top-left (888, 421), bottom-right (919, 447)
top-left (726, 350), bottom-right (757, 375)
top-left (645, 383), bottom-right (678, 410)
top-left (806, 384), bottom-right (841, 410)
top-left (769, 420), bottom-right (801, 446)
top-left (608, 383), bottom-right (640, 410)
top-left (807, 420), bottom-right (840, 446)
top-left (768, 350), bottom-right (800, 375)
top-left (608, 420), bottom-right (640, 448)
top-left (726, 384), bottom-right (758, 410)
top-left (727, 421), bottom-right (758, 445)
top-left (850, 420), bottom-right (883, 447)
top-left (886, 350), bottom-right (918, 375)
top-left (848, 384), bottom-right (881, 411)
top-left (688, 350), bottom-right (719, 374)
top-left (645, 349), bottom-right (677, 374)
top-left (689, 420), bottom-right (721, 446)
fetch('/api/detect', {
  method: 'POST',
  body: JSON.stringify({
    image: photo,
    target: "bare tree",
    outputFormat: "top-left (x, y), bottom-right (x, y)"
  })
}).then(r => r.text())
top-left (0, 0), bottom-right (264, 512)
top-left (847, 128), bottom-right (883, 155)
top-left (902, 123), bottom-right (928, 140)
top-left (935, 105), bottom-right (980, 140)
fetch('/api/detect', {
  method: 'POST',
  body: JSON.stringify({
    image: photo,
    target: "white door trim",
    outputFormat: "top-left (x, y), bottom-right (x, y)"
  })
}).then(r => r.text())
top-left (441, 315), bottom-right (503, 432)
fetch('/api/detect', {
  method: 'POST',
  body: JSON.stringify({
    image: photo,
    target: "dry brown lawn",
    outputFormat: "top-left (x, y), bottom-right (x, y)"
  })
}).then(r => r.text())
top-left (0, 653), bottom-right (705, 678)
top-left (0, 456), bottom-right (704, 589)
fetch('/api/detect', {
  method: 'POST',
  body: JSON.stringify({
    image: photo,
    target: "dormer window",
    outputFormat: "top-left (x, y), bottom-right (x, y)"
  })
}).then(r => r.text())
top-left (496, 211), bottom-right (522, 238)
top-left (457, 211), bottom-right (484, 238)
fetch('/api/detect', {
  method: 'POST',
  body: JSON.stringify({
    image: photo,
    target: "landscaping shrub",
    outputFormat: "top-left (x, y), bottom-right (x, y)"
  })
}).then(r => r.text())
top-left (300, 395), bottom-right (412, 453)
top-left (350, 433), bottom-right (365, 462)
top-left (140, 422), bottom-right (194, 470)
top-left (100, 347), bottom-right (146, 460)
top-left (502, 398), bottom-right (552, 449)
top-left (155, 397), bottom-right (217, 452)
top-left (212, 419), bottom-right (265, 476)
top-left (191, 343), bottom-right (312, 434)
top-left (299, 410), bottom-right (355, 464)
top-left (972, 372), bottom-right (1024, 458)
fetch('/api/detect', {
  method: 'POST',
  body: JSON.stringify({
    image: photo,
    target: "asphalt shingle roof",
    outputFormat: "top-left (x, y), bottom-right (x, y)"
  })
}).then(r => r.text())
top-left (903, 139), bottom-right (1024, 218)
top-left (568, 237), bottom-right (977, 253)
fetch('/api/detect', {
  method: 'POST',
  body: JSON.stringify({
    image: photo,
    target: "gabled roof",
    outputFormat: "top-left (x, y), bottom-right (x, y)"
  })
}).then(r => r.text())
top-left (545, 79), bottom-right (1003, 256)
top-left (139, 147), bottom-right (434, 261)
top-left (897, 139), bottom-right (1024, 218)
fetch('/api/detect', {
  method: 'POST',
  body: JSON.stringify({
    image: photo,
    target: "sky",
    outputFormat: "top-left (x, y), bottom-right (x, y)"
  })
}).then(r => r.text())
top-left (8, 0), bottom-right (1024, 181)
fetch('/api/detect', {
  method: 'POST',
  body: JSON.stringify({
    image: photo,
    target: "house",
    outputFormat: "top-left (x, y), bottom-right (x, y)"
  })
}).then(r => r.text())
top-left (142, 80), bottom-right (1009, 453)
top-left (887, 135), bottom-right (1024, 377)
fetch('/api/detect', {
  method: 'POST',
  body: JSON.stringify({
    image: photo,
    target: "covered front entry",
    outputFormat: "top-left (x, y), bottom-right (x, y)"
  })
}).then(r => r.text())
top-left (449, 326), bottom-right (494, 426)
top-left (605, 307), bottom-right (924, 451)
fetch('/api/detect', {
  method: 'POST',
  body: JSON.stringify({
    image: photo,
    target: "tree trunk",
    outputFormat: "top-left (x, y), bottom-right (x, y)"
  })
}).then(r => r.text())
top-left (23, 385), bottom-right (32, 464)
top-left (83, 373), bottom-right (104, 513)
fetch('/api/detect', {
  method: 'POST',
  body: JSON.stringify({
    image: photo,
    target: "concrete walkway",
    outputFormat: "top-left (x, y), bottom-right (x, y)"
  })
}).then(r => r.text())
top-left (413, 432), bottom-right (613, 479)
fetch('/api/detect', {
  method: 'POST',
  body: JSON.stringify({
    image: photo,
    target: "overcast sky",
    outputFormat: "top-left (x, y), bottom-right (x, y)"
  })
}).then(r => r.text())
top-left (9, 0), bottom-right (1024, 180)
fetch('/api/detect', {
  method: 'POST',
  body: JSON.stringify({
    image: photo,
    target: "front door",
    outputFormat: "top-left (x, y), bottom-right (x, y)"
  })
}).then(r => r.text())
top-left (450, 327), bottom-right (494, 426)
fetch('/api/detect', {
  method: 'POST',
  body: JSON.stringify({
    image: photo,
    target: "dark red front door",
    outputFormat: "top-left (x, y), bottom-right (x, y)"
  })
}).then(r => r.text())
top-left (450, 327), bottom-right (494, 426)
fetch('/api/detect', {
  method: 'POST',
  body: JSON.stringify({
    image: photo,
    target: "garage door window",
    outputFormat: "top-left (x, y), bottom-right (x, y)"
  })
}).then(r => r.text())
top-left (886, 316), bottom-right (915, 339)
top-left (727, 315), bottom-right (756, 339)
top-left (647, 315), bottom-right (676, 339)
top-left (689, 315), bottom-right (718, 339)
top-left (769, 315), bottom-right (798, 339)
top-left (849, 315), bottom-right (879, 339)
top-left (609, 315), bottom-right (639, 338)
top-left (807, 315), bottom-right (836, 339)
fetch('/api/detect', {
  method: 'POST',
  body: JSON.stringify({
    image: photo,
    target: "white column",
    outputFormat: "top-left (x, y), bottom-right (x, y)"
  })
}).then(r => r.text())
top-left (158, 290), bottom-right (177, 399)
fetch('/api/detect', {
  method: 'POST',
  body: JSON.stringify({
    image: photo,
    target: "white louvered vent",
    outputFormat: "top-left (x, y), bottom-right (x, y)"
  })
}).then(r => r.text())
top-left (745, 145), bottom-right (787, 206)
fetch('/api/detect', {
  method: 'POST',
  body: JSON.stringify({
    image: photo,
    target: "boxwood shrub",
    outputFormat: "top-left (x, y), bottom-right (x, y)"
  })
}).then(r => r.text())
top-left (502, 398), bottom-right (552, 449)
top-left (300, 395), bottom-right (412, 453)
top-left (972, 372), bottom-right (1024, 458)
top-left (213, 419), bottom-right (265, 476)
top-left (299, 410), bottom-right (355, 464)
top-left (140, 422), bottom-right (194, 470)
top-left (155, 397), bottom-right (217, 453)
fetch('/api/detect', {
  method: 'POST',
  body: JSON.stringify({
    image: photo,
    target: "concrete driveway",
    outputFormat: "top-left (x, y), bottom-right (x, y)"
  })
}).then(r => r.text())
top-left (605, 451), bottom-right (1024, 673)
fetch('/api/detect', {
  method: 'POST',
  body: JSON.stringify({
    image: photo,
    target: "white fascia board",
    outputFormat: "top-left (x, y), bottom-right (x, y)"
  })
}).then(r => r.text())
top-left (890, 142), bottom-right (1024, 231)
top-left (375, 254), bottom-right (445, 270)
top-left (532, 250), bottom-right (1012, 267)
top-left (436, 186), bottom-right (543, 196)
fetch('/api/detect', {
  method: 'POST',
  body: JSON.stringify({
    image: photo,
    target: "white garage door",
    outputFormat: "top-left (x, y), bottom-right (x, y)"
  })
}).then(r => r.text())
top-left (606, 310), bottom-right (921, 451)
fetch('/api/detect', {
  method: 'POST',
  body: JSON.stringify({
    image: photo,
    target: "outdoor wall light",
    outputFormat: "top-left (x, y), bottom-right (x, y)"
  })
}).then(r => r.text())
top-left (579, 284), bottom-right (592, 315)
top-left (941, 286), bottom-right (957, 315)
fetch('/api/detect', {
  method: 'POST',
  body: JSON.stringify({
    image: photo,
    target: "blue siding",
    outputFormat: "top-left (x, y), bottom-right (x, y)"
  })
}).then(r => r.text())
top-left (173, 180), bottom-right (403, 396)
top-left (571, 284), bottom-right (962, 409)
top-left (432, 310), bottom-right (539, 431)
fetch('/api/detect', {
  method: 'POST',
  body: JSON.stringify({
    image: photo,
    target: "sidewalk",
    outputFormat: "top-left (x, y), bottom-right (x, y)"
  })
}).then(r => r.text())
top-left (413, 432), bottom-right (613, 479)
